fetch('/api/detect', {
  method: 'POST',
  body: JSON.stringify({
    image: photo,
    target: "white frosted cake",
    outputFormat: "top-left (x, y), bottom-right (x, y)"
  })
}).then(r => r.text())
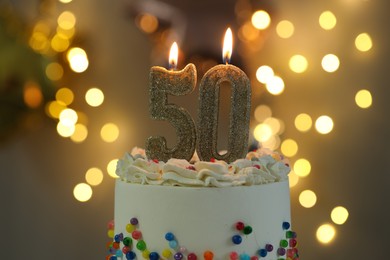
top-left (106, 147), bottom-right (299, 260)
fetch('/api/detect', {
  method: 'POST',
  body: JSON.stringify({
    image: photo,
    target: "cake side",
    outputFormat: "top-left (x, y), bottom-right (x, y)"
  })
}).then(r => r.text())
top-left (114, 181), bottom-right (295, 259)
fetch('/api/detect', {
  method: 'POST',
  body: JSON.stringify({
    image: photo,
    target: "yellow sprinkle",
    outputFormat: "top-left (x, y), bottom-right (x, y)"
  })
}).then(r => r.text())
top-left (107, 229), bottom-right (114, 238)
top-left (162, 248), bottom-right (172, 258)
top-left (142, 249), bottom-right (150, 259)
top-left (126, 223), bottom-right (135, 233)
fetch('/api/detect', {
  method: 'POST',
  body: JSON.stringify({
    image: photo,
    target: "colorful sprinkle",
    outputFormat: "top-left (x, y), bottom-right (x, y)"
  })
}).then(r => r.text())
top-left (282, 222), bottom-right (291, 230)
top-left (204, 250), bottom-right (214, 260)
top-left (243, 226), bottom-right (253, 235)
top-left (122, 246), bottom-right (130, 254)
top-left (149, 251), bottom-right (160, 260)
top-left (123, 237), bottom-right (132, 246)
top-left (136, 240), bottom-right (147, 251)
top-left (289, 238), bottom-right (298, 248)
top-left (239, 253), bottom-right (250, 260)
top-left (132, 230), bottom-right (142, 240)
top-left (142, 249), bottom-right (151, 259)
top-left (258, 249), bottom-right (267, 257)
top-left (253, 165), bottom-right (261, 169)
top-left (232, 235), bottom-right (242, 245)
top-left (277, 247), bottom-right (286, 256)
top-left (161, 248), bottom-right (172, 258)
top-left (126, 223), bottom-right (135, 233)
top-left (174, 252), bottom-right (184, 260)
top-left (280, 239), bottom-right (288, 248)
top-left (235, 221), bottom-right (245, 231)
top-left (108, 229), bottom-right (115, 238)
top-left (179, 246), bottom-right (187, 253)
top-left (265, 244), bottom-right (273, 252)
top-left (114, 234), bottom-right (121, 243)
top-left (169, 239), bottom-right (178, 249)
top-left (187, 253), bottom-right (197, 260)
top-left (230, 251), bottom-right (239, 260)
top-left (130, 218), bottom-right (139, 225)
top-left (125, 251), bottom-right (136, 260)
top-left (165, 232), bottom-right (175, 241)
top-left (107, 220), bottom-right (115, 230)
top-left (250, 256), bottom-right (258, 260)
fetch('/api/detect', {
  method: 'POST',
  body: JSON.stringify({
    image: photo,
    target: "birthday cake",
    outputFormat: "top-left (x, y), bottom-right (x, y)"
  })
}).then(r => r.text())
top-left (107, 147), bottom-right (299, 260)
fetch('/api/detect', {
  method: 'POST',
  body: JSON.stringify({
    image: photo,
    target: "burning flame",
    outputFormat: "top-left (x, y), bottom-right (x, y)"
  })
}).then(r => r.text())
top-left (169, 42), bottom-right (178, 70)
top-left (223, 28), bottom-right (233, 64)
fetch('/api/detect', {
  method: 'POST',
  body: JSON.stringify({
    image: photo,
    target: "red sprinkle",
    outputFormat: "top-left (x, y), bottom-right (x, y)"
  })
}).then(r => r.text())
top-left (152, 159), bottom-right (159, 163)
top-left (210, 158), bottom-right (216, 162)
top-left (186, 165), bottom-right (196, 171)
top-left (253, 165), bottom-right (261, 169)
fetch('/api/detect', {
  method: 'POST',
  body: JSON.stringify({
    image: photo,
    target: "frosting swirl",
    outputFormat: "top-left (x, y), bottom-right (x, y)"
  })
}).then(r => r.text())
top-left (116, 147), bottom-right (290, 187)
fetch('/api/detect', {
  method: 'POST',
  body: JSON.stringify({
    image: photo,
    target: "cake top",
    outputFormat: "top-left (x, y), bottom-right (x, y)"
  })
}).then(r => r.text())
top-left (116, 147), bottom-right (290, 187)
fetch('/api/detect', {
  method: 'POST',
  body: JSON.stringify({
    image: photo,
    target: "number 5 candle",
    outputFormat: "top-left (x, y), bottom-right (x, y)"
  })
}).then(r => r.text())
top-left (197, 28), bottom-right (251, 163)
top-left (146, 43), bottom-right (197, 162)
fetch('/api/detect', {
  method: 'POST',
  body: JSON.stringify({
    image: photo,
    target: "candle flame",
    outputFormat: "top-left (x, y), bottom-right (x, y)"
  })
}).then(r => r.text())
top-left (223, 28), bottom-right (233, 64)
top-left (169, 42), bottom-right (178, 70)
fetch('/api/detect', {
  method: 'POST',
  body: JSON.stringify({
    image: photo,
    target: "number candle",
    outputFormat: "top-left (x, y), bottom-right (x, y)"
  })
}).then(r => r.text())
top-left (197, 28), bottom-right (251, 163)
top-left (146, 42), bottom-right (197, 162)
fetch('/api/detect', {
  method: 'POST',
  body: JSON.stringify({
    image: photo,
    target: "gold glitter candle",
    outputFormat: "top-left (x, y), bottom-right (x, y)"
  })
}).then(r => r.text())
top-left (146, 43), bottom-right (197, 162)
top-left (197, 28), bottom-right (251, 163)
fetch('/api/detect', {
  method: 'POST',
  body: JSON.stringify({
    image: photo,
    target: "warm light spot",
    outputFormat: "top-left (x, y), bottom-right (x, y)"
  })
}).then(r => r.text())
top-left (29, 32), bottom-right (50, 52)
top-left (73, 183), bottom-right (92, 202)
top-left (289, 171), bottom-right (299, 188)
top-left (138, 13), bottom-right (159, 34)
top-left (101, 123), bottom-right (120, 143)
top-left (46, 101), bottom-right (67, 118)
top-left (264, 117), bottom-right (283, 135)
top-left (67, 47), bottom-right (89, 73)
top-left (261, 135), bottom-right (280, 150)
top-left (316, 224), bottom-right (336, 244)
top-left (355, 33), bottom-right (372, 52)
top-left (59, 108), bottom-right (78, 126)
top-left (315, 115), bottom-right (334, 134)
top-left (276, 20), bottom-right (294, 39)
top-left (107, 159), bottom-right (119, 178)
top-left (321, 54), bottom-right (340, 73)
top-left (281, 139), bottom-right (298, 157)
top-left (59, 0), bottom-right (73, 3)
top-left (169, 42), bottom-right (179, 69)
top-left (289, 55), bottom-right (308, 73)
top-left (294, 158), bottom-right (311, 177)
top-left (319, 11), bottom-right (337, 30)
top-left (256, 65), bottom-right (274, 84)
top-left (56, 88), bottom-right (74, 105)
top-left (51, 33), bottom-right (70, 52)
top-left (239, 21), bottom-right (260, 41)
top-left (331, 206), bottom-right (349, 225)
top-left (254, 105), bottom-right (272, 122)
top-left (57, 11), bottom-right (76, 30)
top-left (56, 121), bottom-right (75, 137)
top-left (251, 10), bottom-right (271, 30)
top-left (266, 76), bottom-right (284, 95)
top-left (23, 81), bottom-right (43, 108)
top-left (355, 89), bottom-right (372, 108)
top-left (85, 167), bottom-right (104, 186)
top-left (299, 190), bottom-right (317, 208)
top-left (57, 26), bottom-right (75, 39)
top-left (254, 124), bottom-right (273, 142)
top-left (223, 28), bottom-right (233, 64)
top-left (85, 88), bottom-right (104, 107)
top-left (294, 113), bottom-right (312, 132)
top-left (70, 123), bottom-right (88, 143)
top-left (46, 62), bottom-right (64, 81)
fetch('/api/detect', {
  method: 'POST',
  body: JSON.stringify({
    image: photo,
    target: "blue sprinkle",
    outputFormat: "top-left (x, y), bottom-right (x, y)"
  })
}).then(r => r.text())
top-left (165, 232), bottom-right (175, 241)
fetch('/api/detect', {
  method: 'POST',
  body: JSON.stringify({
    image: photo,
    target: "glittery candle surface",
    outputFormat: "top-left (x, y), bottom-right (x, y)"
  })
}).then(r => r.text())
top-left (197, 64), bottom-right (251, 163)
top-left (146, 63), bottom-right (197, 162)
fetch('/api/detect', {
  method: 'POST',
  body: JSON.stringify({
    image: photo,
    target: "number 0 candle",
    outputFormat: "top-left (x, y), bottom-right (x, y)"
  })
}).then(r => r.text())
top-left (146, 42), bottom-right (197, 162)
top-left (197, 28), bottom-right (251, 163)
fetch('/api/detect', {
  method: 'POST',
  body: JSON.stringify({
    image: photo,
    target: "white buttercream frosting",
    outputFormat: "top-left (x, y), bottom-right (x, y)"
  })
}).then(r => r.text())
top-left (116, 147), bottom-right (290, 187)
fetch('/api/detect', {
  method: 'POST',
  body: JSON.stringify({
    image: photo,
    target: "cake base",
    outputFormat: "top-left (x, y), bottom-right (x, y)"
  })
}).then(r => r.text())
top-left (114, 180), bottom-right (294, 259)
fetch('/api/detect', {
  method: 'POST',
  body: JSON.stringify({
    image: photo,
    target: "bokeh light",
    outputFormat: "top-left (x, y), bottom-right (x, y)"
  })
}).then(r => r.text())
top-left (107, 159), bottom-right (119, 178)
top-left (51, 33), bottom-right (70, 52)
top-left (289, 54), bottom-right (308, 73)
top-left (70, 124), bottom-right (88, 143)
top-left (56, 122), bottom-right (75, 137)
top-left (251, 10), bottom-right (271, 30)
top-left (23, 81), bottom-right (43, 108)
top-left (256, 65), bottom-right (274, 84)
top-left (59, 108), bottom-right (78, 126)
top-left (264, 117), bottom-right (283, 135)
top-left (315, 115), bottom-right (334, 134)
top-left (57, 11), bottom-right (76, 30)
top-left (355, 33), bottom-right (372, 52)
top-left (331, 206), bottom-right (349, 225)
top-left (73, 183), bottom-right (93, 202)
top-left (299, 189), bottom-right (317, 208)
top-left (319, 11), bottom-right (337, 30)
top-left (85, 88), bottom-right (104, 107)
top-left (294, 113), bottom-right (312, 132)
top-left (253, 123), bottom-right (273, 142)
top-left (288, 171), bottom-right (299, 188)
top-left (254, 105), bottom-right (272, 122)
top-left (316, 224), bottom-right (336, 244)
top-left (261, 135), bottom-right (280, 150)
top-left (46, 101), bottom-right (67, 119)
top-left (100, 123), bottom-right (120, 143)
top-left (265, 76), bottom-right (285, 95)
top-left (59, 0), bottom-right (73, 3)
top-left (46, 62), bottom-right (64, 81)
top-left (294, 158), bottom-right (311, 177)
top-left (239, 21), bottom-right (260, 41)
top-left (67, 47), bottom-right (89, 73)
top-left (281, 139), bottom-right (298, 157)
top-left (276, 20), bottom-right (294, 39)
top-left (56, 88), bottom-right (74, 105)
top-left (85, 167), bottom-right (104, 186)
top-left (355, 89), bottom-right (372, 108)
top-left (138, 13), bottom-right (159, 34)
top-left (321, 54), bottom-right (340, 73)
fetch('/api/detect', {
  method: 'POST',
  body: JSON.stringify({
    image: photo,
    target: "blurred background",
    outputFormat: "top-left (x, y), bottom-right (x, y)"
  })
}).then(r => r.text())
top-left (1, 0), bottom-right (389, 259)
